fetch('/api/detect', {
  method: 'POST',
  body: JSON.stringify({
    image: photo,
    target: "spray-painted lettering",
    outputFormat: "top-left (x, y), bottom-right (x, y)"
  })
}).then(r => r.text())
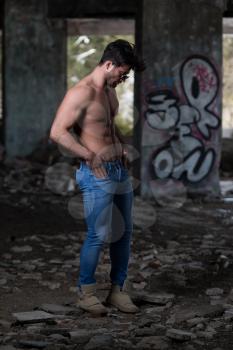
top-left (145, 55), bottom-right (220, 183)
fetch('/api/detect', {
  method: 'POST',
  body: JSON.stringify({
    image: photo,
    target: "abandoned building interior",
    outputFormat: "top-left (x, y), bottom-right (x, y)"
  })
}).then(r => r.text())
top-left (1, 1), bottom-right (233, 349)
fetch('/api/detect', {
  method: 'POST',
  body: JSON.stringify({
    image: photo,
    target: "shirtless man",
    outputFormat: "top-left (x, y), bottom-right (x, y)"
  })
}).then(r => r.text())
top-left (50, 39), bottom-right (145, 315)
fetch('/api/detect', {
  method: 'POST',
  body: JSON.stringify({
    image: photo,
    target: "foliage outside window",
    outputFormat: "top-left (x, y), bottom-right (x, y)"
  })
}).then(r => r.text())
top-left (223, 34), bottom-right (233, 138)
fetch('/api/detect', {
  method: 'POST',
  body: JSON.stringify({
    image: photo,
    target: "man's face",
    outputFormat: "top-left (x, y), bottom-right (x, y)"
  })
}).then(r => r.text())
top-left (106, 63), bottom-right (131, 88)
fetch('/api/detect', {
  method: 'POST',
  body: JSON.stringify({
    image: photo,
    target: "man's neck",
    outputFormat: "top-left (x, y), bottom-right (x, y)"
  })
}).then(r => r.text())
top-left (91, 66), bottom-right (106, 90)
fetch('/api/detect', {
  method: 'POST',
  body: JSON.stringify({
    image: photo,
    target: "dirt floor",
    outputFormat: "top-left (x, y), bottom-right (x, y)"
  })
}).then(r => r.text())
top-left (1, 165), bottom-right (233, 349)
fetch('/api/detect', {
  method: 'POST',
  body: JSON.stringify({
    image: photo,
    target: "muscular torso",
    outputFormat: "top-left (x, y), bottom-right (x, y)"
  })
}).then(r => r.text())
top-left (73, 77), bottom-right (123, 161)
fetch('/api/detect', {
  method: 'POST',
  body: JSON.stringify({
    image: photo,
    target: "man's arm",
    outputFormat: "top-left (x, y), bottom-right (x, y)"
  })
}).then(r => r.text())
top-left (49, 86), bottom-right (94, 161)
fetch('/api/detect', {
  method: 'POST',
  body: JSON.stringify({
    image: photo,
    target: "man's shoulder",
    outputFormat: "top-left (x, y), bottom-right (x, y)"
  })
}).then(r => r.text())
top-left (68, 82), bottom-right (96, 100)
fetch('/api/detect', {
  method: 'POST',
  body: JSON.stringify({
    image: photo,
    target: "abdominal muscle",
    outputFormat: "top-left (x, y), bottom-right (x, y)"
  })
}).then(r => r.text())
top-left (79, 129), bottom-right (123, 162)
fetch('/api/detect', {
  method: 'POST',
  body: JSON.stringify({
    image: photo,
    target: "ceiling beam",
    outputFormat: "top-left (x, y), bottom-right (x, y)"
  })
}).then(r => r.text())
top-left (67, 18), bottom-right (135, 36)
top-left (47, 0), bottom-right (140, 18)
top-left (223, 0), bottom-right (233, 17)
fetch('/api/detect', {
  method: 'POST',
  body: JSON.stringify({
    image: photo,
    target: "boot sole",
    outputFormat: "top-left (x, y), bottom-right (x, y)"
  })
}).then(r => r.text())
top-left (77, 303), bottom-right (108, 316)
top-left (106, 299), bottom-right (139, 313)
top-left (78, 306), bottom-right (108, 315)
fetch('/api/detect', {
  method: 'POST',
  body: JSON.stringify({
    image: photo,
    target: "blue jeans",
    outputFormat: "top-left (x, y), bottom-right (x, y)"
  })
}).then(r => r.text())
top-left (75, 159), bottom-right (134, 289)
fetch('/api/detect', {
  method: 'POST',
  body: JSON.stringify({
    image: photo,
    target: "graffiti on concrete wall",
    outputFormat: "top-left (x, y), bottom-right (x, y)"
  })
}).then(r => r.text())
top-left (145, 55), bottom-right (220, 183)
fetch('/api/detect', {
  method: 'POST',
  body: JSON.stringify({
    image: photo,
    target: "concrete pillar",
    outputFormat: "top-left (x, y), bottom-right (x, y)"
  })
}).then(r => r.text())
top-left (140, 0), bottom-right (226, 200)
top-left (4, 0), bottom-right (66, 157)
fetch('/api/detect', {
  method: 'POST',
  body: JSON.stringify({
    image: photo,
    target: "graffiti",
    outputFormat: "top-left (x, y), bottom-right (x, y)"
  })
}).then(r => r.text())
top-left (154, 76), bottom-right (175, 89)
top-left (193, 64), bottom-right (217, 93)
top-left (145, 55), bottom-right (220, 184)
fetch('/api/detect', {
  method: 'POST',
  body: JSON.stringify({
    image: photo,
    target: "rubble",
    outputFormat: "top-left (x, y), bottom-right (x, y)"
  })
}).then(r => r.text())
top-left (166, 328), bottom-right (194, 341)
top-left (135, 292), bottom-right (175, 305)
top-left (1, 157), bottom-right (233, 349)
top-left (39, 304), bottom-right (76, 315)
top-left (16, 340), bottom-right (48, 349)
top-left (69, 330), bottom-right (91, 344)
top-left (12, 311), bottom-right (55, 324)
top-left (45, 162), bottom-right (76, 195)
top-left (135, 336), bottom-right (169, 349)
top-left (11, 245), bottom-right (33, 253)
top-left (84, 334), bottom-right (114, 350)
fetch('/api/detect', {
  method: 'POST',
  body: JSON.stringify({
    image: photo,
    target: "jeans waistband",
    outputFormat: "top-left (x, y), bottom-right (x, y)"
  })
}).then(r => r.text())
top-left (80, 158), bottom-right (123, 170)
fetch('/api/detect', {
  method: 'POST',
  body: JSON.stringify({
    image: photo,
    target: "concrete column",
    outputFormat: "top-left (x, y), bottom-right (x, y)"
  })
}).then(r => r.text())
top-left (140, 0), bottom-right (226, 200)
top-left (4, 0), bottom-right (66, 157)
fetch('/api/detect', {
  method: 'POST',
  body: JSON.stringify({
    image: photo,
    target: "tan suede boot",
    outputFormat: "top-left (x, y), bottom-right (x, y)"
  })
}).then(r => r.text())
top-left (77, 283), bottom-right (108, 315)
top-left (106, 285), bottom-right (139, 313)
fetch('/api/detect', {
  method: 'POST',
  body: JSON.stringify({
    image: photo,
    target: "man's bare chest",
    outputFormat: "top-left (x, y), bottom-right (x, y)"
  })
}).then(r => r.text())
top-left (96, 88), bottom-right (118, 118)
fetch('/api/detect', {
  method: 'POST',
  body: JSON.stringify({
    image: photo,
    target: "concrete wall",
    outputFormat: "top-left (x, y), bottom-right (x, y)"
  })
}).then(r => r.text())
top-left (140, 0), bottom-right (226, 199)
top-left (2, 0), bottom-right (228, 200)
top-left (4, 0), bottom-right (66, 157)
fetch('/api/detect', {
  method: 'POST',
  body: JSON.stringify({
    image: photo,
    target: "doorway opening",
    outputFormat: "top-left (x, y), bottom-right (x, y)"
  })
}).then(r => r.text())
top-left (223, 27), bottom-right (233, 138)
top-left (221, 17), bottom-right (233, 191)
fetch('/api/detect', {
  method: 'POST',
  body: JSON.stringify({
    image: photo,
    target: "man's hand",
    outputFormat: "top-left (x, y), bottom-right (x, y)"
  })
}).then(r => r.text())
top-left (86, 151), bottom-right (108, 178)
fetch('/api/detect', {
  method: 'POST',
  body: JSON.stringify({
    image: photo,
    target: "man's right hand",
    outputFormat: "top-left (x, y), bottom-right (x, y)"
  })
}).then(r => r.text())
top-left (86, 151), bottom-right (108, 178)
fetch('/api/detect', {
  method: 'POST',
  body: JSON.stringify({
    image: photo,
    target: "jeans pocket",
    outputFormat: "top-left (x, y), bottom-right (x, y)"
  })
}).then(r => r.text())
top-left (76, 169), bottom-right (80, 184)
top-left (91, 166), bottom-right (110, 181)
top-left (77, 162), bottom-right (83, 173)
top-left (76, 163), bottom-right (83, 184)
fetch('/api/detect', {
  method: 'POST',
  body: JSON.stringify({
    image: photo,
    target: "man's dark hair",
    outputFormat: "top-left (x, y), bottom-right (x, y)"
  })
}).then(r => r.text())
top-left (99, 39), bottom-right (146, 72)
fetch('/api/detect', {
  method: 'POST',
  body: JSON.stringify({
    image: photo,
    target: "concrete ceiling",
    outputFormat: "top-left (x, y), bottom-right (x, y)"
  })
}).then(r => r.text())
top-left (47, 0), bottom-right (140, 18)
top-left (47, 0), bottom-right (233, 19)
top-left (224, 0), bottom-right (233, 16)
top-left (67, 18), bottom-right (135, 36)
